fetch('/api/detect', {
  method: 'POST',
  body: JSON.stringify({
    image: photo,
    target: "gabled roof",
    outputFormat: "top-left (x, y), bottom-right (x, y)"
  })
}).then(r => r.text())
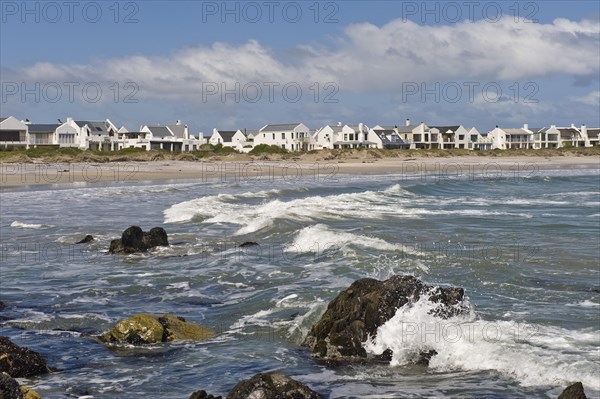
top-left (431, 126), bottom-right (461, 133)
top-left (397, 125), bottom-right (416, 133)
top-left (147, 126), bottom-right (173, 138)
top-left (75, 120), bottom-right (112, 135)
top-left (527, 127), bottom-right (543, 133)
top-left (167, 124), bottom-right (186, 139)
top-left (28, 124), bottom-right (59, 133)
top-left (501, 128), bottom-right (530, 135)
top-left (325, 125), bottom-right (343, 133)
top-left (216, 130), bottom-right (237, 142)
top-left (261, 123), bottom-right (301, 132)
top-left (0, 117), bottom-right (7, 123)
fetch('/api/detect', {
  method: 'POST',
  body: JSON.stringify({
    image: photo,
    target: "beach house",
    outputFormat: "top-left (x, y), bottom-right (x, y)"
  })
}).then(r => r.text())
top-left (368, 126), bottom-right (409, 149)
top-left (253, 123), bottom-right (313, 151)
top-left (0, 116), bottom-right (29, 149)
top-left (75, 119), bottom-right (120, 151)
top-left (26, 118), bottom-right (82, 148)
top-left (428, 125), bottom-right (471, 149)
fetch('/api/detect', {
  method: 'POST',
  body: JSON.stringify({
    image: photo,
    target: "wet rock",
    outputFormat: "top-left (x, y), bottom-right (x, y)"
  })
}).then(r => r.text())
top-left (76, 235), bottom-right (94, 244)
top-left (0, 337), bottom-right (52, 378)
top-left (302, 275), bottom-right (469, 363)
top-left (227, 372), bottom-right (322, 399)
top-left (558, 382), bottom-right (587, 399)
top-left (0, 302), bottom-right (5, 311)
top-left (102, 313), bottom-right (215, 345)
top-left (108, 226), bottom-right (169, 254)
top-left (188, 390), bottom-right (222, 399)
top-left (0, 372), bottom-right (22, 399)
top-left (239, 242), bottom-right (259, 248)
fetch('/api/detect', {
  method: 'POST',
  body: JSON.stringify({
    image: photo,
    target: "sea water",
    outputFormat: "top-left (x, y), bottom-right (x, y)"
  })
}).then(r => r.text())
top-left (1, 166), bottom-right (599, 398)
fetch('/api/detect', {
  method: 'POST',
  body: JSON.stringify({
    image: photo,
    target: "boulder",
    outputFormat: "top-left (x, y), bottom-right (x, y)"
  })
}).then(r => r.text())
top-left (109, 226), bottom-right (169, 254)
top-left (76, 235), bottom-right (94, 244)
top-left (0, 372), bottom-right (22, 399)
top-left (188, 391), bottom-right (222, 399)
top-left (239, 242), bottom-right (259, 248)
top-left (102, 313), bottom-right (215, 345)
top-left (0, 337), bottom-right (51, 378)
top-left (302, 275), bottom-right (468, 363)
top-left (558, 382), bottom-right (587, 399)
top-left (227, 372), bottom-right (322, 399)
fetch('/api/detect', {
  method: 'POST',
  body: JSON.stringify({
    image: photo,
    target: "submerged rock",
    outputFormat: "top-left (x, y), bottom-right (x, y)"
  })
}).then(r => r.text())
top-left (558, 382), bottom-right (587, 399)
top-left (0, 337), bottom-right (52, 378)
top-left (188, 390), bottom-right (222, 399)
top-left (76, 235), bottom-right (94, 244)
top-left (102, 313), bottom-right (215, 345)
top-left (302, 275), bottom-right (469, 363)
top-left (227, 372), bottom-right (322, 399)
top-left (108, 226), bottom-right (169, 254)
top-left (239, 242), bottom-right (259, 248)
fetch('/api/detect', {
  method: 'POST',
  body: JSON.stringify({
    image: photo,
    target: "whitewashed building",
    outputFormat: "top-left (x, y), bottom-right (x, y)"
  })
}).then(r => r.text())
top-left (0, 116), bottom-right (29, 149)
top-left (75, 119), bottom-right (120, 151)
top-left (253, 123), bottom-right (314, 151)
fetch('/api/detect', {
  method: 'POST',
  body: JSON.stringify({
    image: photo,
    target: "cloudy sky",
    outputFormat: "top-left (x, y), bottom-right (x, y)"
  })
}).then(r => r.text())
top-left (1, 1), bottom-right (599, 136)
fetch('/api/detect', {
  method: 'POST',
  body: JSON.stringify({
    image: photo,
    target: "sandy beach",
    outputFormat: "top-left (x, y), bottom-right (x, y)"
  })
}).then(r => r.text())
top-left (1, 155), bottom-right (598, 188)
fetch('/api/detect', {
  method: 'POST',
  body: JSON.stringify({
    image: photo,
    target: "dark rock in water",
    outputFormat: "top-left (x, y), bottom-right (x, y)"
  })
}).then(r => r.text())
top-left (76, 235), bottom-right (94, 244)
top-left (0, 336), bottom-right (52, 378)
top-left (0, 372), bottom-right (22, 399)
top-left (188, 390), bottom-right (222, 399)
top-left (228, 372), bottom-right (322, 399)
top-left (302, 275), bottom-right (469, 363)
top-left (0, 301), bottom-right (5, 311)
top-left (101, 313), bottom-right (215, 345)
top-left (558, 382), bottom-right (587, 399)
top-left (109, 226), bottom-right (169, 254)
top-left (239, 242), bottom-right (259, 248)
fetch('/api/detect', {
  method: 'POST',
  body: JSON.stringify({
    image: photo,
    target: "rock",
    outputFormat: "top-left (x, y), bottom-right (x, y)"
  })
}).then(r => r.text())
top-left (76, 235), bottom-right (94, 244)
top-left (227, 372), bottom-right (322, 399)
top-left (102, 313), bottom-right (215, 345)
top-left (239, 242), bottom-right (259, 248)
top-left (302, 275), bottom-right (469, 363)
top-left (0, 302), bottom-right (5, 311)
top-left (188, 390), bottom-right (222, 399)
top-left (0, 337), bottom-right (51, 378)
top-left (109, 226), bottom-right (169, 254)
top-left (0, 372), bottom-right (22, 399)
top-left (558, 382), bottom-right (587, 399)
top-left (20, 386), bottom-right (42, 399)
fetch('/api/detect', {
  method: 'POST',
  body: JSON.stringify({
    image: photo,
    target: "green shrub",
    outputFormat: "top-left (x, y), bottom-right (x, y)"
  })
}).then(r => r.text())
top-left (249, 144), bottom-right (288, 154)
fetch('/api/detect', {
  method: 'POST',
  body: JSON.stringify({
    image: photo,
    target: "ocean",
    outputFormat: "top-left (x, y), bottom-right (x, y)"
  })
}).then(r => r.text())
top-left (1, 166), bottom-right (599, 398)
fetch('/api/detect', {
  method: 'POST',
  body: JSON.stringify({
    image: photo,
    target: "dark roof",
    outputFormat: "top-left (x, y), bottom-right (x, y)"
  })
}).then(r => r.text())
top-left (528, 127), bottom-right (543, 133)
top-left (587, 128), bottom-right (600, 139)
top-left (167, 124), bottom-right (186, 139)
top-left (397, 125), bottom-right (416, 133)
top-left (217, 131), bottom-right (237, 142)
top-left (28, 124), bottom-right (59, 133)
top-left (558, 128), bottom-right (581, 139)
top-left (431, 126), bottom-right (461, 133)
top-left (75, 120), bottom-right (111, 135)
top-left (0, 117), bottom-right (7, 123)
top-left (261, 123), bottom-right (301, 132)
top-left (147, 126), bottom-right (173, 138)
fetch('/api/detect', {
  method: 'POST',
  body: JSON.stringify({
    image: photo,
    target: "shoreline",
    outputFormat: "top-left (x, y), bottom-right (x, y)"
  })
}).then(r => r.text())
top-left (1, 156), bottom-right (598, 189)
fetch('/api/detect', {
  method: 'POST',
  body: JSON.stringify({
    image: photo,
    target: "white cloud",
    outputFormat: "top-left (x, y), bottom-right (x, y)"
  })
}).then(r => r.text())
top-left (7, 17), bottom-right (599, 101)
top-left (571, 90), bottom-right (600, 106)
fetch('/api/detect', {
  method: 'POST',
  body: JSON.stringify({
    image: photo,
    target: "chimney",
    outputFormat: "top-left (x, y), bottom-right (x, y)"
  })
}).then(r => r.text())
top-left (405, 118), bottom-right (410, 126)
top-left (176, 119), bottom-right (181, 125)
top-left (571, 123), bottom-right (576, 128)
top-left (337, 121), bottom-right (342, 126)
top-left (67, 117), bottom-right (73, 124)
top-left (523, 123), bottom-right (528, 130)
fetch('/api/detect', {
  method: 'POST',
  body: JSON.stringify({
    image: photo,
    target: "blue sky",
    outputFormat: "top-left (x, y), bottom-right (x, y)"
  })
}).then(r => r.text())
top-left (1, 0), bottom-right (599, 136)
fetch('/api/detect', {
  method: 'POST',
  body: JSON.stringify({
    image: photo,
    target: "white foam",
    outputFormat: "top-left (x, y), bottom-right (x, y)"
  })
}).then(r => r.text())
top-left (566, 300), bottom-right (600, 308)
top-left (10, 220), bottom-right (52, 229)
top-left (364, 293), bottom-right (600, 390)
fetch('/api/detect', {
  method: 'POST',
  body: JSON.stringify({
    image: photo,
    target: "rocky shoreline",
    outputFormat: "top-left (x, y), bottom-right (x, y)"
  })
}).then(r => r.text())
top-left (0, 227), bottom-right (591, 398)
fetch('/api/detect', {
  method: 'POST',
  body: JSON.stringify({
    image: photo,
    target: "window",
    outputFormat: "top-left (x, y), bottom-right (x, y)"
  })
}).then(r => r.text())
top-left (272, 133), bottom-right (275, 140)
top-left (281, 133), bottom-right (285, 140)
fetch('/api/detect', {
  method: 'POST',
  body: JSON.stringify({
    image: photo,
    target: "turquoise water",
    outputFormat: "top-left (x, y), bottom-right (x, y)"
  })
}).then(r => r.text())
top-left (1, 167), bottom-right (599, 398)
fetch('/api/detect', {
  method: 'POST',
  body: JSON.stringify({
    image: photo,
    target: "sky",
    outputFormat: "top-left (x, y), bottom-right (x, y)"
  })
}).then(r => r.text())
top-left (1, 0), bottom-right (599, 136)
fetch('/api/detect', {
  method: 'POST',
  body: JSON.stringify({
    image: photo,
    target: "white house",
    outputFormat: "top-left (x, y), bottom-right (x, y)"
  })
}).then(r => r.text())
top-left (75, 119), bottom-right (120, 151)
top-left (253, 123), bottom-right (314, 151)
top-left (0, 116), bottom-right (29, 149)
top-left (469, 127), bottom-right (493, 151)
top-left (27, 118), bottom-right (82, 148)
top-left (368, 126), bottom-right (409, 149)
top-left (587, 128), bottom-right (599, 146)
top-left (313, 124), bottom-right (343, 149)
top-left (428, 125), bottom-right (471, 149)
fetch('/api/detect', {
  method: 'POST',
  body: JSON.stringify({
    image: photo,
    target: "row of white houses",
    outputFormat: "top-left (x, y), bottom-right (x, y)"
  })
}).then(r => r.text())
top-left (1, 116), bottom-right (598, 152)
